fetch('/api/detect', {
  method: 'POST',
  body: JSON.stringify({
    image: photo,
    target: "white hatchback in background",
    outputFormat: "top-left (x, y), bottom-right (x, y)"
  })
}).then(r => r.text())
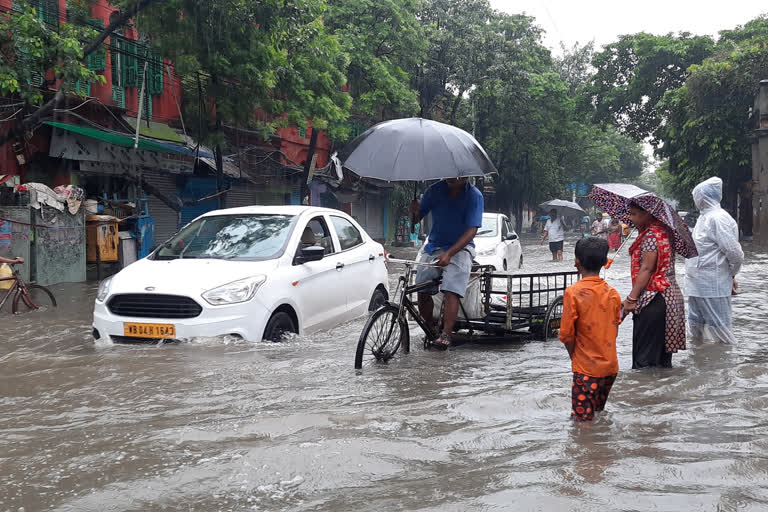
top-left (92, 206), bottom-right (389, 343)
top-left (415, 212), bottom-right (523, 272)
top-left (474, 213), bottom-right (523, 271)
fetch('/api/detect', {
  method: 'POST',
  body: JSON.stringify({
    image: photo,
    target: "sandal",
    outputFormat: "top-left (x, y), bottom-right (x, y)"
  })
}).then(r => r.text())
top-left (429, 332), bottom-right (452, 350)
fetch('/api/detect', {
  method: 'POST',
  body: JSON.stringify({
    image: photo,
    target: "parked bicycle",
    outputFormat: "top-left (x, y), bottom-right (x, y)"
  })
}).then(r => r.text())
top-left (0, 263), bottom-right (57, 314)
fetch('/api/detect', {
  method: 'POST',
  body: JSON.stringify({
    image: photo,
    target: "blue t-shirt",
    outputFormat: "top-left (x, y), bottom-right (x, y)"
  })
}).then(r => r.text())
top-left (420, 181), bottom-right (484, 255)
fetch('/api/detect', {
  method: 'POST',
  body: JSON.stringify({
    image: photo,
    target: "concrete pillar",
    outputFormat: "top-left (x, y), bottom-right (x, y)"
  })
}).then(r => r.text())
top-left (752, 80), bottom-right (768, 245)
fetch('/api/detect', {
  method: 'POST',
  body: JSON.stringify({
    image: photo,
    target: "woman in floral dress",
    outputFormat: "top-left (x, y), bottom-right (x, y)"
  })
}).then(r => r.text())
top-left (622, 202), bottom-right (686, 368)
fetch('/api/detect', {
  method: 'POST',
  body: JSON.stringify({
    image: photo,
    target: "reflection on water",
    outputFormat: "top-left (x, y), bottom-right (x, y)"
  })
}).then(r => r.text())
top-left (1, 236), bottom-right (768, 511)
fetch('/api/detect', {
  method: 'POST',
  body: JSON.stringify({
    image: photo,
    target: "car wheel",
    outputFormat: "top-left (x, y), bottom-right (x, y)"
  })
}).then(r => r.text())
top-left (263, 311), bottom-right (296, 342)
top-left (369, 288), bottom-right (387, 312)
top-left (503, 259), bottom-right (508, 271)
top-left (518, 254), bottom-right (524, 268)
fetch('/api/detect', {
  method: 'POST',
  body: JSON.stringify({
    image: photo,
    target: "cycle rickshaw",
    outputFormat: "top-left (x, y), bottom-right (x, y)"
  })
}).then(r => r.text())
top-left (354, 258), bottom-right (578, 369)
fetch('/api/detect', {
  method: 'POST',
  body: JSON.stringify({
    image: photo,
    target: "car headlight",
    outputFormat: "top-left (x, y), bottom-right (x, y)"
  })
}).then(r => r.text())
top-left (202, 275), bottom-right (266, 306)
top-left (477, 248), bottom-right (496, 257)
top-left (96, 276), bottom-right (113, 302)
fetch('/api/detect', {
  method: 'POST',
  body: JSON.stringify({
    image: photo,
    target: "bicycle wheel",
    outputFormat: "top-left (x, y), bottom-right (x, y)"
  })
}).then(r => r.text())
top-left (542, 295), bottom-right (564, 341)
top-left (354, 304), bottom-right (409, 369)
top-left (13, 284), bottom-right (57, 314)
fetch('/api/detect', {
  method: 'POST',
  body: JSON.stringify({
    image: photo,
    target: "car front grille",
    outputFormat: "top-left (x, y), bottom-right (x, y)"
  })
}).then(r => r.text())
top-left (107, 294), bottom-right (203, 319)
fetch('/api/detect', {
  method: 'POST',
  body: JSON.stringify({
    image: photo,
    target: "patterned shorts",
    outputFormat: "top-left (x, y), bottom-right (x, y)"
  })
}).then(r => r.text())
top-left (571, 372), bottom-right (617, 421)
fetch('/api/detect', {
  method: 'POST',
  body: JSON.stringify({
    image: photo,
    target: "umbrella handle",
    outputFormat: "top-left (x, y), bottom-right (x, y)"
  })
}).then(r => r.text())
top-left (603, 228), bottom-right (637, 270)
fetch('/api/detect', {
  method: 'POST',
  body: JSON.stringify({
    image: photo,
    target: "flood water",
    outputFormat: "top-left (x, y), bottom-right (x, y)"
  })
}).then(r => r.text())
top-left (2, 236), bottom-right (768, 511)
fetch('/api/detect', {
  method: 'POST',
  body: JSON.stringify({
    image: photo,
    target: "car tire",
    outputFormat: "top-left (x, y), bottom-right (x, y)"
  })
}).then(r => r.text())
top-left (369, 288), bottom-right (387, 312)
top-left (518, 255), bottom-right (524, 268)
top-left (263, 311), bottom-right (296, 342)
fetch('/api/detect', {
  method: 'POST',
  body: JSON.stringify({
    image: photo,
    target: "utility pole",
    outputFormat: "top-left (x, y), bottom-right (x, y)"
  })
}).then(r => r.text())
top-left (752, 80), bottom-right (768, 245)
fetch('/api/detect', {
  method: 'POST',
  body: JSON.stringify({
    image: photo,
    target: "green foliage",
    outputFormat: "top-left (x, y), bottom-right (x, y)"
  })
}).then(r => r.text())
top-left (326, 0), bottom-right (424, 133)
top-left (139, 0), bottom-right (351, 144)
top-left (657, 15), bottom-right (768, 208)
top-left (0, 1), bottom-right (104, 104)
top-left (588, 32), bottom-right (715, 146)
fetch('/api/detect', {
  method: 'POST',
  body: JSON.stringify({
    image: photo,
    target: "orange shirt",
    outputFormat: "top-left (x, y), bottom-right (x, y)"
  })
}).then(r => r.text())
top-left (559, 276), bottom-right (621, 377)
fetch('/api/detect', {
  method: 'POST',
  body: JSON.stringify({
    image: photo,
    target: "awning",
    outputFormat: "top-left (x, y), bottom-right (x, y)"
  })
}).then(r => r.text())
top-left (122, 116), bottom-right (184, 144)
top-left (44, 121), bottom-right (213, 158)
top-left (181, 134), bottom-right (242, 178)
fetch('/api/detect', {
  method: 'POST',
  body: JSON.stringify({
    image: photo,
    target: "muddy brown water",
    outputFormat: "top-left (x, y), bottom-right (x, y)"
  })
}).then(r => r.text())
top-left (1, 238), bottom-right (767, 511)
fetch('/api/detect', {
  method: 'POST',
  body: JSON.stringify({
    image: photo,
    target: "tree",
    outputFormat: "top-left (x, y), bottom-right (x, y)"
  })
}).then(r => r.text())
top-left (0, 0), bottom-right (160, 148)
top-left (139, 0), bottom-right (352, 203)
top-left (553, 41), bottom-right (595, 94)
top-left (140, 0), bottom-right (351, 140)
top-left (325, 0), bottom-right (424, 131)
top-left (588, 32), bottom-right (714, 146)
top-left (0, 1), bottom-right (102, 105)
top-left (658, 16), bottom-right (768, 210)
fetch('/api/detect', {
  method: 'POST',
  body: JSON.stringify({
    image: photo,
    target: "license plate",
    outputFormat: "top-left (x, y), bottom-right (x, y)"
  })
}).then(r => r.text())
top-left (123, 323), bottom-right (176, 338)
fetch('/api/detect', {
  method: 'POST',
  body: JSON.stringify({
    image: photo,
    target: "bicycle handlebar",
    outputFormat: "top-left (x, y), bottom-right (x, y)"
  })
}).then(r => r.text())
top-left (386, 257), bottom-right (440, 268)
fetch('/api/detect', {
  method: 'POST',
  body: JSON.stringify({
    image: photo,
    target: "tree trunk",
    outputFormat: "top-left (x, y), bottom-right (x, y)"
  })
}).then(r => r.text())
top-left (215, 143), bottom-right (225, 209)
top-left (301, 127), bottom-right (320, 203)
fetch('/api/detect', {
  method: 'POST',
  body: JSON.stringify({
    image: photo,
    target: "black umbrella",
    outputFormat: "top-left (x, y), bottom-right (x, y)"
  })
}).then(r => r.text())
top-left (336, 118), bottom-right (498, 181)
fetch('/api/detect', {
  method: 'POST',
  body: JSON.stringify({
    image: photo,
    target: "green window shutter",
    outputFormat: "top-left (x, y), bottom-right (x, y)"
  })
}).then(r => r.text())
top-left (74, 80), bottom-right (91, 97)
top-left (110, 47), bottom-right (120, 85)
top-left (86, 19), bottom-right (106, 71)
top-left (123, 41), bottom-right (138, 87)
top-left (29, 71), bottom-right (44, 87)
top-left (140, 88), bottom-right (152, 120)
top-left (112, 85), bottom-right (125, 108)
top-left (149, 55), bottom-right (163, 95)
top-left (37, 0), bottom-right (59, 27)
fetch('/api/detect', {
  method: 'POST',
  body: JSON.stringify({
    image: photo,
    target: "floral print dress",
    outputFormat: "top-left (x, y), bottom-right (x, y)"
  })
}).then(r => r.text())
top-left (629, 223), bottom-right (686, 353)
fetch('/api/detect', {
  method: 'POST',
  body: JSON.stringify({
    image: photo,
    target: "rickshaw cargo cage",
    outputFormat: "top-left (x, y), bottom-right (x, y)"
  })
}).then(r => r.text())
top-left (354, 258), bottom-right (579, 370)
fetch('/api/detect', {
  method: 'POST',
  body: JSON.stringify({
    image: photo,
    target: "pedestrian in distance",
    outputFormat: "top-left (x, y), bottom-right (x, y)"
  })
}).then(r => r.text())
top-left (409, 177), bottom-right (484, 348)
top-left (590, 216), bottom-right (600, 236)
top-left (559, 236), bottom-right (621, 421)
top-left (608, 218), bottom-right (622, 252)
top-left (623, 202), bottom-right (686, 368)
top-left (542, 208), bottom-right (566, 261)
top-left (685, 177), bottom-right (744, 344)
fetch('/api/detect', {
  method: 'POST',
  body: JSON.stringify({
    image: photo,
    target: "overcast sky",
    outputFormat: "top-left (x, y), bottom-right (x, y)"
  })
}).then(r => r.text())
top-left (490, 0), bottom-right (767, 54)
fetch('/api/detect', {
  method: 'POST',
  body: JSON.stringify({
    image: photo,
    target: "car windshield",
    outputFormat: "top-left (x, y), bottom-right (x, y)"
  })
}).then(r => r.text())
top-left (154, 214), bottom-right (295, 261)
top-left (476, 216), bottom-right (498, 237)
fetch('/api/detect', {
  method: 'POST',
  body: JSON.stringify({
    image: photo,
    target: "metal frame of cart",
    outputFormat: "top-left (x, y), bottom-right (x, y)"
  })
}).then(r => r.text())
top-left (354, 258), bottom-right (578, 369)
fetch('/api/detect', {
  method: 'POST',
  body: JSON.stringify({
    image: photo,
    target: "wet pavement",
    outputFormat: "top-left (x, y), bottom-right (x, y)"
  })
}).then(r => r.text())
top-left (2, 236), bottom-right (768, 511)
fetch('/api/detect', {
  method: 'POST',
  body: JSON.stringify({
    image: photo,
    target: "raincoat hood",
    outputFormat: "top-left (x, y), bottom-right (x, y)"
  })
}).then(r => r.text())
top-left (693, 177), bottom-right (723, 211)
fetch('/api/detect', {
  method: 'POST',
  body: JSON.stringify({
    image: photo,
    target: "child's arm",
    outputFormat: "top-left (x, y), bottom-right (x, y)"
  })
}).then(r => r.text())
top-left (559, 289), bottom-right (577, 359)
top-left (0, 256), bottom-right (23, 264)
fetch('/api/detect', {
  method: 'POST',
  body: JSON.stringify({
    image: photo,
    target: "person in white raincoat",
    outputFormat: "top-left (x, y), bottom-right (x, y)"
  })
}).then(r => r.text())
top-left (685, 177), bottom-right (744, 343)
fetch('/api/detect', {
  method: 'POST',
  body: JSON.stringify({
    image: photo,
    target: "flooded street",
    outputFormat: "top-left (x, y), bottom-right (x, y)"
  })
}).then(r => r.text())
top-left (2, 236), bottom-right (768, 512)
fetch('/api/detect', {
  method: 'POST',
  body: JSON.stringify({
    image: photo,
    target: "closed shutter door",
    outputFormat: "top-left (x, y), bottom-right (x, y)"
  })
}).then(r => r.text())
top-left (144, 172), bottom-right (179, 245)
top-left (225, 182), bottom-right (257, 209)
top-left (366, 197), bottom-right (384, 240)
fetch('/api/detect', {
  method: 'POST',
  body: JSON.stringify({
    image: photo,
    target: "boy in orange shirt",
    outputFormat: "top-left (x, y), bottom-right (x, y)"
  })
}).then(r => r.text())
top-left (559, 236), bottom-right (621, 421)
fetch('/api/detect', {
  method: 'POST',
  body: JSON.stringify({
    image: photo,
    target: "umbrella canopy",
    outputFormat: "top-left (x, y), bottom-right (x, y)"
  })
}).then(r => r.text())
top-left (336, 118), bottom-right (498, 181)
top-left (590, 183), bottom-right (697, 258)
top-left (539, 199), bottom-right (586, 217)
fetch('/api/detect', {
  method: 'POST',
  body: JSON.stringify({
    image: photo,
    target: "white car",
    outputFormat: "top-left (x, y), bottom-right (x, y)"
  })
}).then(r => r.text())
top-left (92, 206), bottom-right (390, 343)
top-left (415, 212), bottom-right (523, 272)
top-left (474, 213), bottom-right (523, 271)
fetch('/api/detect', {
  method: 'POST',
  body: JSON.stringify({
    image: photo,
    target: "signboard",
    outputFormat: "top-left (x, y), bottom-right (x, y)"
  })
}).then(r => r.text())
top-left (50, 129), bottom-right (194, 174)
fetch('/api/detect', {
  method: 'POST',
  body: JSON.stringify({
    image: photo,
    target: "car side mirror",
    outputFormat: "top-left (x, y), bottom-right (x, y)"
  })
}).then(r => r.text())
top-left (506, 233), bottom-right (518, 241)
top-left (296, 246), bottom-right (325, 264)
